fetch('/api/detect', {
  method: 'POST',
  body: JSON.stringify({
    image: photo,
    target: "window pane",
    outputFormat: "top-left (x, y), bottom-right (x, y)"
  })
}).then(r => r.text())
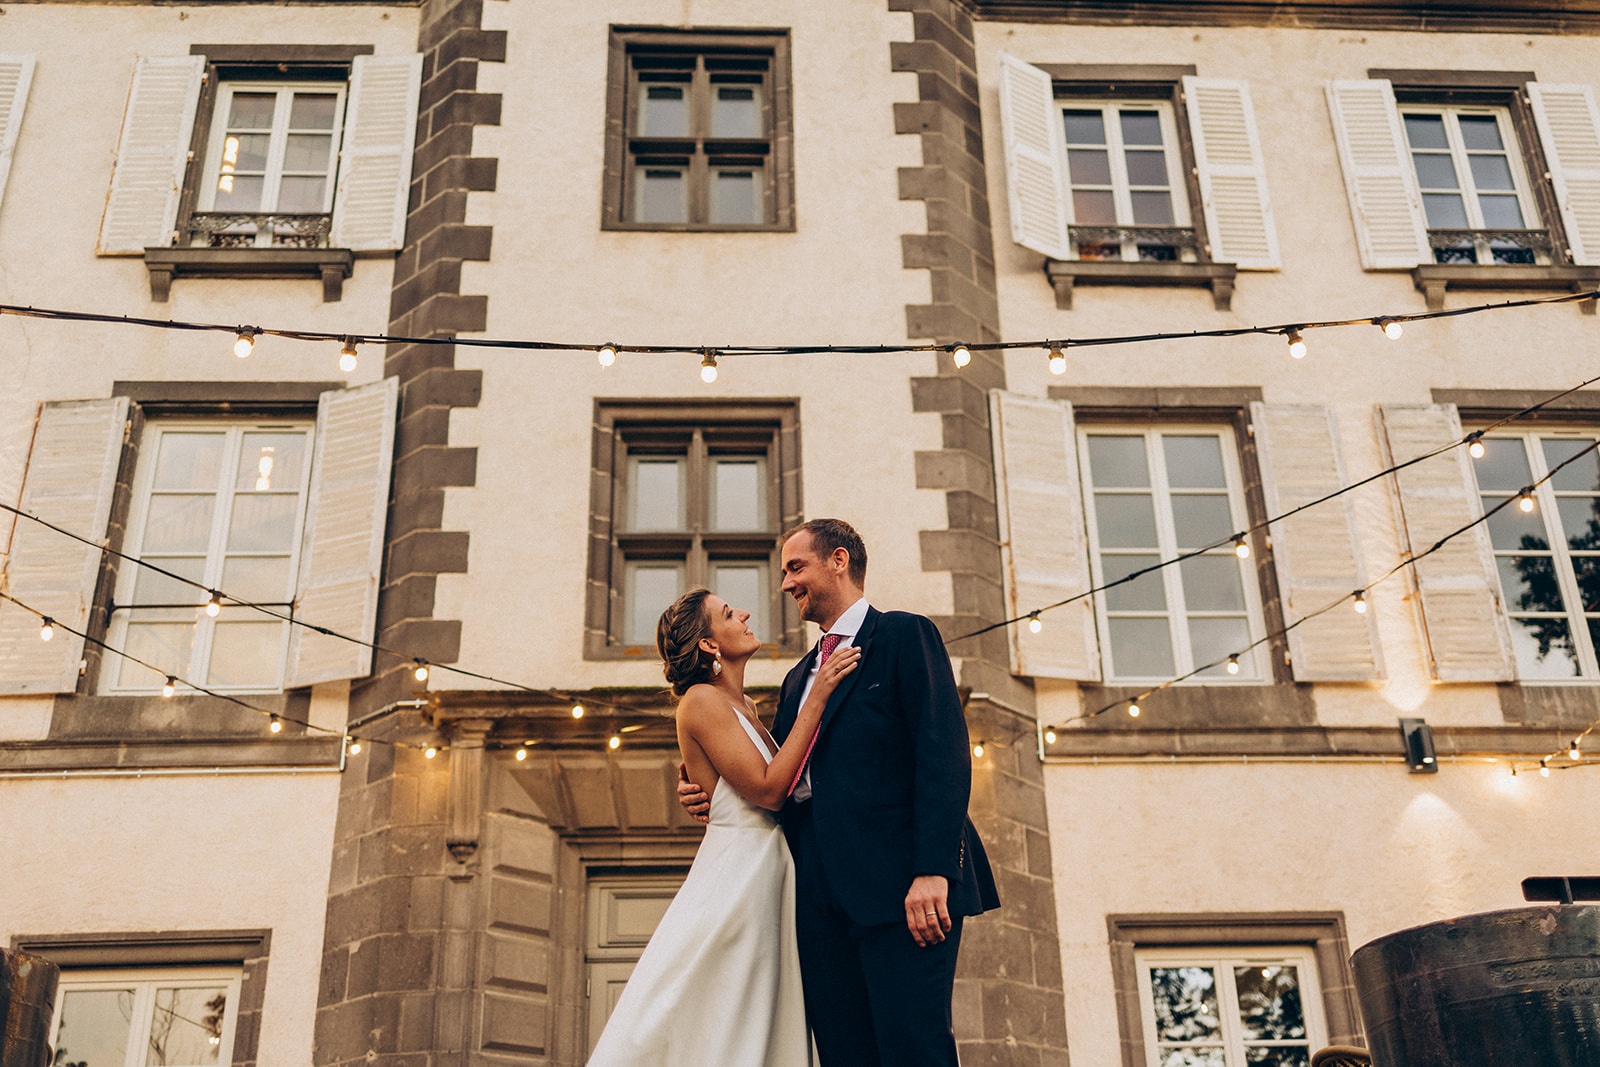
top-left (227, 493), bottom-right (299, 552)
top-left (710, 169), bottom-right (760, 225)
top-left (1108, 617), bottom-right (1175, 676)
top-left (1102, 554), bottom-right (1167, 611)
top-left (1095, 493), bottom-right (1158, 548)
top-left (1507, 615), bottom-right (1580, 678)
top-left (1557, 498), bottom-right (1600, 551)
top-left (1130, 191), bottom-right (1175, 226)
top-left (1543, 438), bottom-right (1600, 491)
top-left (146, 985), bottom-right (229, 1065)
top-left (275, 176), bottom-right (327, 213)
top-left (1498, 555), bottom-right (1565, 613)
top-left (226, 92), bottom-right (276, 129)
top-left (1473, 437), bottom-right (1532, 490)
top-left (1574, 556), bottom-right (1600, 612)
top-left (1119, 110), bottom-right (1163, 146)
top-left (1478, 194), bottom-right (1525, 229)
top-left (235, 433), bottom-right (308, 492)
top-left (710, 458), bottom-right (764, 530)
top-left (206, 619), bottom-right (284, 687)
top-left (1457, 115), bottom-right (1505, 151)
top-left (629, 459), bottom-right (684, 530)
top-left (121, 620), bottom-right (197, 687)
top-left (627, 564), bottom-right (683, 645)
top-left (711, 85), bottom-right (762, 138)
top-left (1180, 556), bottom-right (1246, 612)
top-left (1483, 499), bottom-right (1547, 552)
top-left (142, 496), bottom-right (216, 554)
top-left (223, 132), bottom-right (270, 173)
top-left (1072, 189), bottom-right (1116, 225)
top-left (1403, 114), bottom-right (1449, 149)
top-left (213, 174), bottom-right (265, 212)
top-left (1421, 193), bottom-right (1469, 228)
top-left (1468, 153), bottom-right (1515, 192)
top-left (1088, 436), bottom-right (1150, 487)
top-left (1411, 154), bottom-right (1460, 190)
top-left (283, 133), bottom-right (334, 174)
top-left (132, 557), bottom-right (207, 606)
top-left (1190, 616), bottom-right (1251, 676)
top-left (1125, 149), bottom-right (1169, 186)
top-left (289, 92), bottom-right (338, 130)
top-left (154, 433), bottom-right (226, 491)
top-left (1169, 495), bottom-right (1233, 549)
top-left (712, 563), bottom-right (767, 641)
top-left (54, 988), bottom-right (135, 1067)
top-left (1160, 1051), bottom-right (1226, 1067)
top-left (1150, 966), bottom-right (1221, 1042)
top-left (1235, 965), bottom-right (1307, 1041)
top-left (639, 84), bottom-right (688, 137)
top-left (1163, 436), bottom-right (1228, 489)
top-left (1063, 110), bottom-right (1106, 145)
top-left (1244, 1050), bottom-right (1310, 1067)
top-left (1067, 149), bottom-right (1112, 186)
top-left (220, 555), bottom-right (293, 602)
top-left (637, 168), bottom-right (687, 223)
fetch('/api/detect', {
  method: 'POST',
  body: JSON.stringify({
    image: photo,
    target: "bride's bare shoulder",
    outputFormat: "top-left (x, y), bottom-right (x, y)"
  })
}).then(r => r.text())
top-left (676, 684), bottom-right (731, 723)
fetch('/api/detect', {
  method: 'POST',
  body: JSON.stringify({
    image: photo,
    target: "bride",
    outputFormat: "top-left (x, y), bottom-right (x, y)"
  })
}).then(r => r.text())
top-left (586, 588), bottom-right (860, 1066)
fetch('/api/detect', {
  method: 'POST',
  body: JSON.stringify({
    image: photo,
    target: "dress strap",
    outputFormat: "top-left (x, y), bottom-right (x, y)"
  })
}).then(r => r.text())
top-left (729, 704), bottom-right (775, 764)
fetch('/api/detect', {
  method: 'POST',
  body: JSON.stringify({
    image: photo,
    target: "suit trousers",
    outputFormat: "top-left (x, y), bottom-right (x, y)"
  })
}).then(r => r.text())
top-left (786, 801), bottom-right (963, 1067)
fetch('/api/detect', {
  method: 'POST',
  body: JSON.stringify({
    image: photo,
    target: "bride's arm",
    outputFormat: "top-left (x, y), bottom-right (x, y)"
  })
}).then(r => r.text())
top-left (679, 646), bottom-right (859, 811)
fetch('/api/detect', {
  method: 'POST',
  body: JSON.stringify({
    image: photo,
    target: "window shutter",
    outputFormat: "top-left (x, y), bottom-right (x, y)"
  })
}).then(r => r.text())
top-left (98, 55), bottom-right (205, 255)
top-left (0, 54), bottom-right (37, 216)
top-left (989, 390), bottom-right (1099, 681)
top-left (331, 53), bottom-right (422, 252)
top-left (1528, 83), bottom-right (1600, 266)
top-left (996, 52), bottom-right (1073, 261)
top-left (1377, 404), bottom-right (1515, 682)
top-left (0, 399), bottom-right (129, 695)
top-left (1250, 404), bottom-right (1382, 681)
top-left (284, 379), bottom-right (398, 687)
top-left (1182, 77), bottom-right (1280, 269)
top-left (1326, 80), bottom-right (1431, 269)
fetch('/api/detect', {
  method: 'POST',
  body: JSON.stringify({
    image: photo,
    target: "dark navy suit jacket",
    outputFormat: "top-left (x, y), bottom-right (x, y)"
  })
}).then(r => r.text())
top-left (774, 606), bottom-right (1000, 928)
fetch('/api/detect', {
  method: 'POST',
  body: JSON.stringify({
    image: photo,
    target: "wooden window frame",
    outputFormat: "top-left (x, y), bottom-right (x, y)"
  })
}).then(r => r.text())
top-left (585, 399), bottom-right (803, 660)
top-left (602, 27), bottom-right (794, 232)
top-left (1107, 913), bottom-right (1362, 1067)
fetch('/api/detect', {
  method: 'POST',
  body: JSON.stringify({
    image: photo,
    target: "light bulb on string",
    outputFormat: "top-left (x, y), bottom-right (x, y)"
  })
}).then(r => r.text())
top-left (1519, 488), bottom-right (1536, 513)
top-left (347, 736), bottom-right (362, 756)
top-left (597, 342), bottom-right (617, 368)
top-left (571, 703), bottom-right (585, 719)
top-left (1353, 589), bottom-right (1368, 614)
top-left (269, 714), bottom-right (283, 734)
top-left (1378, 317), bottom-right (1404, 340)
top-left (1128, 701), bottom-right (1141, 718)
top-left (700, 351), bottom-right (719, 384)
top-left (1027, 611), bottom-right (1042, 634)
top-left (1571, 740), bottom-right (1583, 761)
top-left (1466, 432), bottom-right (1486, 459)
top-left (206, 590), bottom-right (222, 617)
top-left (1226, 654), bottom-right (1240, 675)
top-left (233, 329), bottom-right (256, 359)
top-left (1285, 328), bottom-right (1307, 360)
top-left (413, 659), bottom-right (430, 683)
top-left (1540, 759), bottom-right (1550, 778)
top-left (972, 742), bottom-right (985, 759)
top-left (951, 343), bottom-right (971, 369)
top-left (424, 745), bottom-right (438, 759)
top-left (1043, 727), bottom-right (1057, 744)
top-left (1047, 342), bottom-right (1067, 376)
top-left (39, 617), bottom-right (54, 642)
top-left (339, 339), bottom-right (358, 373)
top-left (1233, 534), bottom-right (1250, 559)
top-left (162, 676), bottom-right (176, 698)
top-left (608, 734), bottom-right (622, 750)
top-left (515, 746), bottom-right (528, 761)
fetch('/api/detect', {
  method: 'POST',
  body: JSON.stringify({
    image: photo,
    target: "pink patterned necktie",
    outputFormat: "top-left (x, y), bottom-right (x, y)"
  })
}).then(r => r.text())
top-left (788, 634), bottom-right (842, 796)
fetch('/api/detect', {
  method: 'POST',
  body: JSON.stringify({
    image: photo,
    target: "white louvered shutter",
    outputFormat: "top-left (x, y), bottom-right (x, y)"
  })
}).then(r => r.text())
top-left (1528, 83), bottom-right (1600, 266)
top-left (1183, 77), bottom-right (1280, 269)
top-left (331, 53), bottom-right (422, 251)
top-left (98, 55), bottom-right (205, 254)
top-left (1326, 80), bottom-right (1431, 269)
top-left (0, 54), bottom-right (37, 216)
top-left (990, 391), bottom-right (1099, 680)
top-left (1251, 404), bottom-right (1382, 680)
top-left (0, 399), bottom-right (129, 694)
top-left (996, 52), bottom-right (1073, 261)
top-left (1378, 404), bottom-right (1515, 682)
top-left (285, 379), bottom-right (397, 687)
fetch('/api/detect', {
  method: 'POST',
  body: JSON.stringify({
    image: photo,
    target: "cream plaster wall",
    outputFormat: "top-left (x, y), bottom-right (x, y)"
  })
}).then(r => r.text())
top-left (0, 771), bottom-right (341, 1067)
top-left (1047, 758), bottom-right (1597, 1065)
top-left (431, 1), bottom-right (955, 694)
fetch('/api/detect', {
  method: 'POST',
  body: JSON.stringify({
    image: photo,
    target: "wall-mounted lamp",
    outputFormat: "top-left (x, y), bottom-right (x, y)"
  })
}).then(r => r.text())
top-left (1400, 717), bottom-right (1438, 774)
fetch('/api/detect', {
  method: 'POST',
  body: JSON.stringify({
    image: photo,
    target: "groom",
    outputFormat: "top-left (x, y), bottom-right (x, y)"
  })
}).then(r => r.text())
top-left (679, 518), bottom-right (999, 1066)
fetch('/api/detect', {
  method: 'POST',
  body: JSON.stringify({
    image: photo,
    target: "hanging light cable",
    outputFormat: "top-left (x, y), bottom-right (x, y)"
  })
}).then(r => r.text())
top-left (233, 328), bottom-right (256, 358)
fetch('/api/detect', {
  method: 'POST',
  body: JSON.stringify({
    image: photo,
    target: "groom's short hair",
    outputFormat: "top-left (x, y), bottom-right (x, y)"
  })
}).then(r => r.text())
top-left (784, 518), bottom-right (867, 587)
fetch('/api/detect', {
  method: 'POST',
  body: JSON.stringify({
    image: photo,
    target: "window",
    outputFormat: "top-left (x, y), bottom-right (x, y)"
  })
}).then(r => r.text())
top-left (604, 28), bottom-right (793, 231)
top-left (1137, 948), bottom-right (1325, 1067)
top-left (50, 966), bottom-right (243, 1067)
top-left (1063, 101), bottom-right (1193, 262)
top-left (1401, 105), bottom-right (1545, 265)
top-left (103, 422), bottom-right (312, 694)
top-left (587, 401), bottom-right (800, 658)
top-left (1080, 427), bottom-right (1265, 682)
top-left (1471, 430), bottom-right (1600, 679)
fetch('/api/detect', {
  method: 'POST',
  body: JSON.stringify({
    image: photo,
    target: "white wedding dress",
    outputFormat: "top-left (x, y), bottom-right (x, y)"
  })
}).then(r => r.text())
top-left (587, 706), bottom-right (812, 1066)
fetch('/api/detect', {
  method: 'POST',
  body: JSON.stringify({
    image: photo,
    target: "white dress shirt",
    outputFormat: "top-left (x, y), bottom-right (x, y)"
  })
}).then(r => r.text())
top-left (790, 597), bottom-right (869, 802)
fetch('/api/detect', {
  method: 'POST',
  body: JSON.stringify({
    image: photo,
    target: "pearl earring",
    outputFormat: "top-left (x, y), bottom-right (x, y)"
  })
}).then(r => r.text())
top-left (713, 651), bottom-right (722, 676)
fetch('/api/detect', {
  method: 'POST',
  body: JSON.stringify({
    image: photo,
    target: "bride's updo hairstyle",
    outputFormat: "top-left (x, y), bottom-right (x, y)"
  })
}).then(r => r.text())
top-left (657, 587), bottom-right (717, 696)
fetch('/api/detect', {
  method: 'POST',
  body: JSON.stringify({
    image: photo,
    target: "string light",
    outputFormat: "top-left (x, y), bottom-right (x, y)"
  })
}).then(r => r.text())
top-left (1466, 431), bottom-right (1486, 459)
top-left (162, 676), bottom-right (176, 698)
top-left (972, 742), bottom-right (985, 758)
top-left (608, 734), bottom-right (621, 750)
top-left (413, 659), bottom-right (430, 682)
top-left (951, 343), bottom-right (971, 369)
top-left (233, 328), bottom-right (256, 358)
top-left (346, 736), bottom-right (361, 756)
top-left (1377, 317), bottom-right (1404, 340)
top-left (515, 746), bottom-right (528, 761)
top-left (597, 342), bottom-right (617, 368)
top-left (1519, 488), bottom-right (1536, 513)
top-left (338, 339), bottom-right (358, 373)
top-left (1353, 589), bottom-right (1368, 614)
top-left (1571, 740), bottom-right (1583, 761)
top-left (269, 714), bottom-right (283, 733)
top-left (1233, 534), bottom-right (1250, 559)
top-left (39, 617), bottom-right (53, 641)
top-left (424, 745), bottom-right (438, 759)
top-left (1285, 328), bottom-right (1307, 359)
top-left (1027, 611), bottom-right (1042, 634)
top-left (1226, 654), bottom-right (1240, 675)
top-left (205, 590), bottom-right (222, 617)
top-left (1047, 341), bottom-right (1067, 375)
top-left (571, 703), bottom-right (585, 719)
top-left (1127, 701), bottom-right (1141, 718)
top-left (1043, 728), bottom-right (1057, 744)
top-left (1540, 759), bottom-right (1550, 778)
top-left (700, 351), bottom-right (718, 384)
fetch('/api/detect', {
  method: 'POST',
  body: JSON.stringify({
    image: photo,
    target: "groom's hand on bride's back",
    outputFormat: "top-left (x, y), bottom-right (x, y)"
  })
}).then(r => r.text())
top-left (677, 762), bottom-right (711, 823)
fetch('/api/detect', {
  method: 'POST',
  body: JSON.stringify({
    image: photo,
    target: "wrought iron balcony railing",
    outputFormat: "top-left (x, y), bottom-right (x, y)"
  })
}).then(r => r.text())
top-left (1427, 228), bottom-right (1551, 266)
top-left (1068, 224), bottom-right (1199, 262)
top-left (188, 212), bottom-right (332, 249)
